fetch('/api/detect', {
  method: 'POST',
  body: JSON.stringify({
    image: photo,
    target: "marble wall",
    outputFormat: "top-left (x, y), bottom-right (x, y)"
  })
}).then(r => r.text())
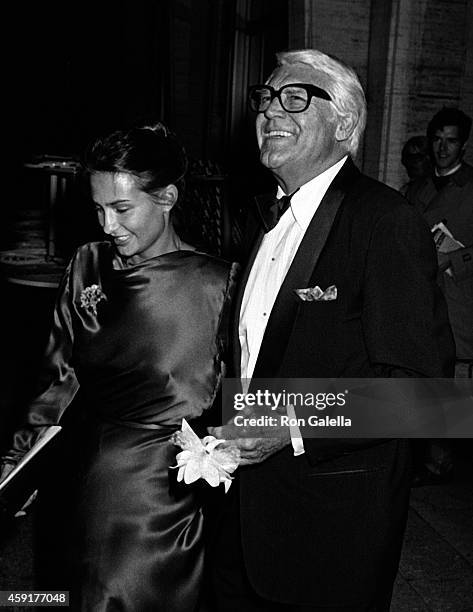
top-left (288, 0), bottom-right (473, 189)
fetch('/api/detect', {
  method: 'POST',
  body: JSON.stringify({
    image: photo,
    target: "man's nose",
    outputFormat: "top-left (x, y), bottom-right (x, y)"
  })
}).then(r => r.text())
top-left (102, 210), bottom-right (119, 234)
top-left (264, 94), bottom-right (285, 118)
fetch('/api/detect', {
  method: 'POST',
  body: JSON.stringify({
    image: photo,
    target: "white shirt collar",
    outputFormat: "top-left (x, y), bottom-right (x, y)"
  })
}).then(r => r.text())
top-left (434, 162), bottom-right (462, 177)
top-left (276, 156), bottom-right (348, 230)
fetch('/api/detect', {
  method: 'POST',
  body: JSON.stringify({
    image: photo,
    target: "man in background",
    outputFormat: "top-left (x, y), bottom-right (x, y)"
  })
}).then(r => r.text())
top-left (407, 107), bottom-right (472, 369)
top-left (406, 108), bottom-right (473, 484)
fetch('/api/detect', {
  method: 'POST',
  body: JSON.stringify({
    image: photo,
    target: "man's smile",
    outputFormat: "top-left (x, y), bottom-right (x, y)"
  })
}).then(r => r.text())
top-left (264, 130), bottom-right (294, 138)
top-left (113, 235), bottom-right (131, 244)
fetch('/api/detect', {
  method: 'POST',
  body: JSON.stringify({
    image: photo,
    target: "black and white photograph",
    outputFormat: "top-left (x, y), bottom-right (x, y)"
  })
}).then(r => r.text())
top-left (0, 1), bottom-right (472, 611)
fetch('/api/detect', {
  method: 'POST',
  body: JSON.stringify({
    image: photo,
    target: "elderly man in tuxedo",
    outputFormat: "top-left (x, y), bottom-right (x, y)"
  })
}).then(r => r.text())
top-left (210, 49), bottom-right (454, 611)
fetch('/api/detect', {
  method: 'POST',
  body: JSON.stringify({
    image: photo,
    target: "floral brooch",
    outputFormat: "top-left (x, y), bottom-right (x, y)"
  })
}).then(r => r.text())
top-left (80, 284), bottom-right (107, 316)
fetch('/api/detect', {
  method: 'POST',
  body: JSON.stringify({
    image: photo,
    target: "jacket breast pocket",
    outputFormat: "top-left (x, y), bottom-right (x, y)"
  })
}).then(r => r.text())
top-left (297, 300), bottom-right (341, 320)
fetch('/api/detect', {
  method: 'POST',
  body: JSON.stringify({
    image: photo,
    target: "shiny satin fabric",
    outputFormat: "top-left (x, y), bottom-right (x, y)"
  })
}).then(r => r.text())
top-left (79, 424), bottom-right (204, 612)
top-left (6, 242), bottom-right (237, 611)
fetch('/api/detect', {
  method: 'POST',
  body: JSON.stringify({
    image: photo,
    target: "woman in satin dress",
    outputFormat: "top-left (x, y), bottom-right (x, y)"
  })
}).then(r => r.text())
top-left (1, 123), bottom-right (237, 611)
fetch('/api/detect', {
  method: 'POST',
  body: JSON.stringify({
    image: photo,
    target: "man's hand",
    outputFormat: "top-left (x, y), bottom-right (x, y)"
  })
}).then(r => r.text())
top-left (208, 419), bottom-right (291, 466)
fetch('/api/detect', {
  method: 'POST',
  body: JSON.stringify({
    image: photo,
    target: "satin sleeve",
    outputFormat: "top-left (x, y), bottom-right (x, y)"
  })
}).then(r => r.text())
top-left (2, 257), bottom-right (80, 466)
top-left (217, 262), bottom-right (240, 371)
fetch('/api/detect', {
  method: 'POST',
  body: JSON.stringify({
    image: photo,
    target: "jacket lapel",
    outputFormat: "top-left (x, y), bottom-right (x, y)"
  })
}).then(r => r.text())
top-left (251, 158), bottom-right (360, 379)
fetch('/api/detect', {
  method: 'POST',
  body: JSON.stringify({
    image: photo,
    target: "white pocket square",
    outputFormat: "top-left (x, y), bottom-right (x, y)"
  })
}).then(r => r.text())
top-left (294, 285), bottom-right (337, 302)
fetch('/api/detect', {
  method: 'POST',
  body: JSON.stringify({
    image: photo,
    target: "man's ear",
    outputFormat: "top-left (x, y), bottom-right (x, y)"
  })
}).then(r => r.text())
top-left (155, 184), bottom-right (178, 209)
top-left (335, 113), bottom-right (357, 143)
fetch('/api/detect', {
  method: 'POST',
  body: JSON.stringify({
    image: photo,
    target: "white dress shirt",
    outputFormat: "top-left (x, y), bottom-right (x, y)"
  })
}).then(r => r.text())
top-left (239, 156), bottom-right (348, 455)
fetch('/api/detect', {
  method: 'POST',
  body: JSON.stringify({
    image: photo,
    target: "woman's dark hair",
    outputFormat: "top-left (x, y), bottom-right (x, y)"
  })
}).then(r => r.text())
top-left (83, 122), bottom-right (188, 200)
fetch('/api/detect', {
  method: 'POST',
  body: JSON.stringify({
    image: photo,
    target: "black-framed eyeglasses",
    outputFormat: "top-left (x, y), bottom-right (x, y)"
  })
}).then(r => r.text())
top-left (248, 83), bottom-right (332, 114)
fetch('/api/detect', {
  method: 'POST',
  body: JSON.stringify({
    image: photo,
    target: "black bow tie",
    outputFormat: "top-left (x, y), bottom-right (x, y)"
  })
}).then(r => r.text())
top-left (261, 190), bottom-right (298, 233)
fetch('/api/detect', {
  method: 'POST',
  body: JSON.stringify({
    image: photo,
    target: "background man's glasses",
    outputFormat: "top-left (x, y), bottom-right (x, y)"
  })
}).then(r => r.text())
top-left (248, 83), bottom-right (332, 114)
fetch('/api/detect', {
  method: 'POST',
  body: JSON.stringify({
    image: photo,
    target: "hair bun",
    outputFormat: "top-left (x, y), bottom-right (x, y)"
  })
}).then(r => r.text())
top-left (84, 120), bottom-right (188, 191)
top-left (140, 122), bottom-right (169, 138)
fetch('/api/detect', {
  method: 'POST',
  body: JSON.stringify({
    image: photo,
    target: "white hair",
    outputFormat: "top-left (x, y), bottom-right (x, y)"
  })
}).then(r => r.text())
top-left (276, 49), bottom-right (367, 156)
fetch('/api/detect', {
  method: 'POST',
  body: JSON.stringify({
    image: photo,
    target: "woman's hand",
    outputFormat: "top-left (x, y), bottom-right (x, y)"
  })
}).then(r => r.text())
top-left (0, 461), bottom-right (38, 518)
top-left (0, 462), bottom-right (15, 483)
top-left (14, 490), bottom-right (38, 518)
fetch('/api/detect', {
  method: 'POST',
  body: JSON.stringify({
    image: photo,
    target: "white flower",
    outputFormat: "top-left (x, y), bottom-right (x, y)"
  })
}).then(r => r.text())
top-left (171, 419), bottom-right (240, 493)
top-left (80, 284), bottom-right (107, 316)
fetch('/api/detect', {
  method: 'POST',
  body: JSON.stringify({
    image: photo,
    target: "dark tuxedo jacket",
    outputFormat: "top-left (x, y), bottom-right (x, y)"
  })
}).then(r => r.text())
top-left (230, 158), bottom-right (454, 607)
